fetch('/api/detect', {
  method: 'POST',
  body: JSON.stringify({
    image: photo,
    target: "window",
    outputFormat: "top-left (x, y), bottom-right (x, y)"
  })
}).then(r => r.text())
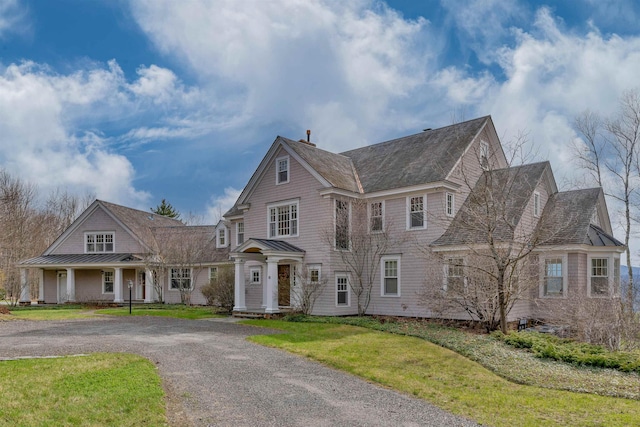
top-left (250, 267), bottom-right (261, 284)
top-left (236, 222), bottom-right (245, 245)
top-left (170, 268), bottom-right (192, 290)
top-left (370, 201), bottom-right (383, 232)
top-left (335, 200), bottom-right (350, 249)
top-left (445, 192), bottom-right (455, 217)
top-left (268, 200), bottom-right (299, 238)
top-left (381, 256), bottom-right (400, 296)
top-left (209, 267), bottom-right (218, 282)
top-left (308, 264), bottom-right (321, 284)
top-left (336, 274), bottom-right (349, 306)
top-left (85, 232), bottom-right (114, 253)
top-left (103, 271), bottom-right (114, 294)
top-left (217, 227), bottom-right (227, 248)
top-left (407, 195), bottom-right (426, 229)
top-left (276, 156), bottom-right (289, 184)
top-left (445, 258), bottom-right (465, 293)
top-left (590, 258), bottom-right (609, 296)
top-left (544, 258), bottom-right (563, 296)
top-left (534, 192), bottom-right (541, 217)
top-left (480, 141), bottom-right (489, 169)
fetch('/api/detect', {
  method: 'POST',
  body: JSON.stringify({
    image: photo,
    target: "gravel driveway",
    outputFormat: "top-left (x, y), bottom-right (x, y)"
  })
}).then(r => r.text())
top-left (0, 316), bottom-right (479, 426)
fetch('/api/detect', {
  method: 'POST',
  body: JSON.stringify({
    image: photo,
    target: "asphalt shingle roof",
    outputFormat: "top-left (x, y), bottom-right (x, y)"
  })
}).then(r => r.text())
top-left (432, 162), bottom-right (549, 246)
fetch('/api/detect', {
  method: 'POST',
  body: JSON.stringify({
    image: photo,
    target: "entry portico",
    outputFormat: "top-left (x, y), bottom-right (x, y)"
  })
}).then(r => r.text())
top-left (231, 238), bottom-right (305, 314)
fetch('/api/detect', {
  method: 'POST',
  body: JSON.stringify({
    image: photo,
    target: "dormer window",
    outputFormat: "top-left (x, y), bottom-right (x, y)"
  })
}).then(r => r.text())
top-left (85, 232), bottom-right (114, 253)
top-left (276, 156), bottom-right (289, 184)
top-left (217, 227), bottom-right (228, 248)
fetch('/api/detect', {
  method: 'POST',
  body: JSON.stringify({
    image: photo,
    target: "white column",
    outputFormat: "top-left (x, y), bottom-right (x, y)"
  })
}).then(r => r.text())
top-left (262, 263), bottom-right (268, 308)
top-left (265, 259), bottom-right (279, 314)
top-left (144, 268), bottom-right (154, 303)
top-left (66, 268), bottom-right (75, 302)
top-left (38, 269), bottom-right (44, 303)
top-left (19, 269), bottom-right (30, 304)
top-left (233, 259), bottom-right (246, 311)
top-left (114, 267), bottom-right (123, 303)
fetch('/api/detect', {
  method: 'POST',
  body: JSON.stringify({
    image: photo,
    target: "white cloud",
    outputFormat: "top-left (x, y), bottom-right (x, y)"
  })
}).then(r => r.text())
top-left (0, 0), bottom-right (27, 38)
top-left (0, 59), bottom-right (208, 207)
top-left (206, 187), bottom-right (241, 223)
top-left (128, 0), bottom-right (437, 152)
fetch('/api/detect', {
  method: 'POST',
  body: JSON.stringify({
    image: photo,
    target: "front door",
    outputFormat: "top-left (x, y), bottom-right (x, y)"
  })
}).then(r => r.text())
top-left (57, 272), bottom-right (67, 303)
top-left (277, 264), bottom-right (290, 306)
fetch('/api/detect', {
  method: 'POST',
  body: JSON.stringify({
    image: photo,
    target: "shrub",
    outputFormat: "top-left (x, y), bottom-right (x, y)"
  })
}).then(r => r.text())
top-left (200, 266), bottom-right (234, 313)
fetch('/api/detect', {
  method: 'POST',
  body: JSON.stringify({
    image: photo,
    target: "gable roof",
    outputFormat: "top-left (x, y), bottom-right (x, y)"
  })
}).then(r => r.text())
top-left (225, 116), bottom-right (495, 217)
top-left (535, 188), bottom-right (623, 247)
top-left (432, 162), bottom-right (551, 247)
top-left (44, 199), bottom-right (184, 255)
top-left (341, 116), bottom-right (490, 193)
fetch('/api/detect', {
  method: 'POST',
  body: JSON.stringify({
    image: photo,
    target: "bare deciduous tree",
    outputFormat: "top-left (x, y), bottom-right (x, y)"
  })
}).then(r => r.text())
top-left (201, 265), bottom-right (234, 312)
top-left (324, 198), bottom-right (400, 316)
top-left (290, 264), bottom-right (326, 315)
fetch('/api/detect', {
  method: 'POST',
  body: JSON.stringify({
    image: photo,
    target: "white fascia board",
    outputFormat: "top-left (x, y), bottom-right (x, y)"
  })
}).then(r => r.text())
top-left (319, 180), bottom-right (461, 200)
top-left (533, 244), bottom-right (625, 254)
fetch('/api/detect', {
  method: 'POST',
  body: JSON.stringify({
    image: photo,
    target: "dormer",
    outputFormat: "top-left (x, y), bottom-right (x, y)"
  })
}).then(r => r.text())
top-left (216, 221), bottom-right (229, 248)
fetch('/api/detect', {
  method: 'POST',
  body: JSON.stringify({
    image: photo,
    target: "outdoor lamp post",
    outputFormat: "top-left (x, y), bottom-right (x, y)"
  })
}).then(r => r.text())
top-left (127, 280), bottom-right (133, 314)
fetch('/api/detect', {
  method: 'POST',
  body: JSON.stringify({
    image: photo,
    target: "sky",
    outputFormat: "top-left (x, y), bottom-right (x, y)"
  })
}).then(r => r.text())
top-left (1, 0), bottom-right (640, 252)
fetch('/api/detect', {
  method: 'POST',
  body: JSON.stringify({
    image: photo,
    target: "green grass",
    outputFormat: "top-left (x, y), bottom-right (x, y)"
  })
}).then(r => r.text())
top-left (97, 304), bottom-right (224, 319)
top-left (1, 304), bottom-right (226, 321)
top-left (243, 319), bottom-right (640, 427)
top-left (0, 353), bottom-right (167, 426)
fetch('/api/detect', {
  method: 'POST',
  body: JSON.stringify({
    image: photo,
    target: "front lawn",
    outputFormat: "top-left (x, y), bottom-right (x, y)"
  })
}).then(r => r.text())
top-left (97, 304), bottom-right (224, 319)
top-left (0, 353), bottom-right (167, 426)
top-left (243, 319), bottom-right (640, 427)
top-left (7, 305), bottom-right (97, 321)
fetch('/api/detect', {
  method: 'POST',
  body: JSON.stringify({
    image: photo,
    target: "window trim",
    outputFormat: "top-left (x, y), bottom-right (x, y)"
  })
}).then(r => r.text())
top-left (588, 256), bottom-right (613, 298)
top-left (335, 273), bottom-right (350, 307)
top-left (236, 221), bottom-right (245, 246)
top-left (334, 199), bottom-right (351, 250)
top-left (406, 194), bottom-right (427, 230)
top-left (276, 155), bottom-right (290, 185)
top-left (445, 192), bottom-right (455, 217)
top-left (381, 255), bottom-right (401, 297)
top-left (369, 200), bottom-right (384, 232)
top-left (267, 199), bottom-right (300, 238)
top-left (216, 226), bottom-right (227, 248)
top-left (539, 255), bottom-right (567, 298)
top-left (169, 268), bottom-right (193, 291)
top-left (249, 266), bottom-right (262, 285)
top-left (84, 231), bottom-right (115, 254)
top-left (443, 257), bottom-right (465, 293)
top-left (102, 270), bottom-right (114, 294)
top-left (533, 192), bottom-right (541, 218)
top-left (308, 264), bottom-right (321, 284)
top-left (209, 267), bottom-right (218, 282)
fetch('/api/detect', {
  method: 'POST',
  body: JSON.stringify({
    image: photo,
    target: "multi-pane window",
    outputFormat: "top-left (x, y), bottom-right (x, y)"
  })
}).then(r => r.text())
top-left (446, 258), bottom-right (464, 293)
top-left (209, 267), bottom-right (218, 282)
top-left (218, 228), bottom-right (226, 247)
top-left (445, 193), bottom-right (454, 217)
top-left (335, 200), bottom-right (350, 249)
top-left (591, 258), bottom-right (609, 296)
top-left (336, 275), bottom-right (349, 306)
top-left (269, 202), bottom-right (298, 238)
top-left (310, 267), bottom-right (320, 283)
top-left (370, 201), bottom-right (383, 232)
top-left (382, 257), bottom-right (400, 296)
top-left (103, 271), bottom-right (114, 294)
top-left (250, 267), bottom-right (261, 284)
top-left (85, 232), bottom-right (114, 253)
top-left (276, 156), bottom-right (289, 184)
top-left (237, 222), bottom-right (245, 245)
top-left (408, 196), bottom-right (425, 229)
top-left (170, 268), bottom-right (192, 290)
top-left (544, 258), bottom-right (563, 296)
top-left (534, 192), bottom-right (541, 217)
top-left (480, 141), bottom-right (489, 169)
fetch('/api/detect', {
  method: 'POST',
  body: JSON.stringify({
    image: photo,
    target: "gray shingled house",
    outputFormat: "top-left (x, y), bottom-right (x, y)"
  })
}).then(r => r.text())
top-left (225, 115), bottom-right (624, 322)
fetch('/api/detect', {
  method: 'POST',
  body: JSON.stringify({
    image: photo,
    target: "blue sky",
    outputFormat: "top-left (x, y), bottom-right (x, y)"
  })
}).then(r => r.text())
top-left (1, 0), bottom-right (640, 229)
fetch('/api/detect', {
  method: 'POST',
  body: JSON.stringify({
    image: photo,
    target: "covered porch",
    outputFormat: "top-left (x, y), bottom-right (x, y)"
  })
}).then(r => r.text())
top-left (231, 238), bottom-right (305, 314)
top-left (17, 254), bottom-right (159, 305)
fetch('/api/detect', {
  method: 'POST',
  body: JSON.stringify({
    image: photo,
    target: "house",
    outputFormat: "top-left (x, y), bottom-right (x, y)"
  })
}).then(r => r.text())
top-left (225, 115), bottom-right (624, 322)
top-left (17, 200), bottom-right (230, 305)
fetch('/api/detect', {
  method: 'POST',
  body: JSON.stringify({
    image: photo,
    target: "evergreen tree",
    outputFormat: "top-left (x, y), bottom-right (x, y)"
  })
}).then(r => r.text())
top-left (151, 199), bottom-right (181, 219)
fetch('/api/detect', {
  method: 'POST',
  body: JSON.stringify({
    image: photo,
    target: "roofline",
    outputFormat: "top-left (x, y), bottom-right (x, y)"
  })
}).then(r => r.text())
top-left (319, 180), bottom-right (461, 199)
